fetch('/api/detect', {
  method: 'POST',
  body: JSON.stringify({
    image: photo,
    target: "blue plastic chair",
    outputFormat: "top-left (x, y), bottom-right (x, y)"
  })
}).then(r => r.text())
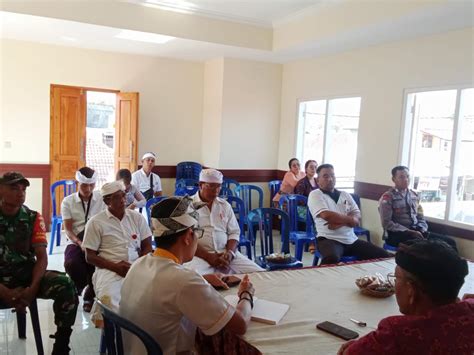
top-left (176, 161), bottom-right (202, 181)
top-left (268, 180), bottom-right (282, 205)
top-left (225, 196), bottom-right (252, 259)
top-left (0, 299), bottom-right (43, 355)
top-left (350, 193), bottom-right (371, 243)
top-left (222, 178), bottom-right (240, 193)
top-left (97, 300), bottom-right (163, 355)
top-left (145, 196), bottom-right (168, 226)
top-left (174, 186), bottom-right (199, 197)
top-left (219, 186), bottom-right (234, 197)
top-left (247, 208), bottom-right (303, 270)
top-left (234, 185), bottom-right (264, 221)
top-left (279, 195), bottom-right (316, 261)
top-left (50, 179), bottom-right (76, 254)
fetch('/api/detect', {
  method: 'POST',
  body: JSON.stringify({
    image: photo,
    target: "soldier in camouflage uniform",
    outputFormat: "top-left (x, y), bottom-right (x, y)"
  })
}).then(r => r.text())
top-left (0, 172), bottom-right (78, 355)
top-left (378, 166), bottom-right (457, 250)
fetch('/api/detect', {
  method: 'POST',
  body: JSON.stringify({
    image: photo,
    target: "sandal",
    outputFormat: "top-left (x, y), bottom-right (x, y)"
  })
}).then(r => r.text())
top-left (308, 243), bottom-right (316, 254)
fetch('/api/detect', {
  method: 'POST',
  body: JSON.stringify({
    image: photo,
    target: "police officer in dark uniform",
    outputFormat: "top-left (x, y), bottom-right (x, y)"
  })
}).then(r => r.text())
top-left (379, 166), bottom-right (457, 250)
top-left (0, 172), bottom-right (78, 354)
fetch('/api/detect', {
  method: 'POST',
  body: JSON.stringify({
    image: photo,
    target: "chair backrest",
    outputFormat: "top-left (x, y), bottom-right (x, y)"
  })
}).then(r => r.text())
top-left (268, 180), bottom-right (282, 203)
top-left (224, 196), bottom-right (245, 235)
top-left (234, 184), bottom-right (264, 216)
top-left (174, 186), bottom-right (199, 197)
top-left (176, 161), bottom-right (202, 181)
top-left (222, 178), bottom-right (240, 192)
top-left (219, 186), bottom-right (234, 197)
top-left (97, 300), bottom-right (163, 355)
top-left (51, 179), bottom-right (76, 217)
top-left (247, 208), bottom-right (290, 257)
top-left (278, 194), bottom-right (308, 232)
top-left (350, 193), bottom-right (361, 209)
top-left (175, 178), bottom-right (199, 189)
top-left (145, 196), bottom-right (167, 226)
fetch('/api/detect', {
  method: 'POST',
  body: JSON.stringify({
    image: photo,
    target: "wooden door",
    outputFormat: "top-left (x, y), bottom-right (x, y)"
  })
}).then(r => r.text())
top-left (50, 85), bottom-right (86, 184)
top-left (115, 93), bottom-right (139, 171)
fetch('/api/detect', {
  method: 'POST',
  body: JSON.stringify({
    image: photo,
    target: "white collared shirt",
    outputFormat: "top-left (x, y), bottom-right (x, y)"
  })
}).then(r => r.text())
top-left (131, 169), bottom-right (162, 193)
top-left (308, 189), bottom-right (359, 245)
top-left (192, 193), bottom-right (240, 252)
top-left (61, 190), bottom-right (106, 236)
top-left (121, 254), bottom-right (234, 355)
top-left (82, 209), bottom-right (152, 263)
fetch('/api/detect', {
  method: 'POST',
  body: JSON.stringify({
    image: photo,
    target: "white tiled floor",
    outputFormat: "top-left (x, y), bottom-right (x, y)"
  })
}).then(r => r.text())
top-left (0, 232), bottom-right (314, 355)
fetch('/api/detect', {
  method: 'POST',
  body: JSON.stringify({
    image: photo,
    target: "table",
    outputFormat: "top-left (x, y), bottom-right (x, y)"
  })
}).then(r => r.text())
top-left (215, 258), bottom-right (474, 355)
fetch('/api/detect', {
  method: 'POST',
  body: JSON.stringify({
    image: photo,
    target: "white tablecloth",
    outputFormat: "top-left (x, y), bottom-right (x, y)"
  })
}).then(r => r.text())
top-left (222, 258), bottom-right (474, 355)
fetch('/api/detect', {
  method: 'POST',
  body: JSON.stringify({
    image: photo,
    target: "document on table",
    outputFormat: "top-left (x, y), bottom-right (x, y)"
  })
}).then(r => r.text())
top-left (225, 295), bottom-right (289, 325)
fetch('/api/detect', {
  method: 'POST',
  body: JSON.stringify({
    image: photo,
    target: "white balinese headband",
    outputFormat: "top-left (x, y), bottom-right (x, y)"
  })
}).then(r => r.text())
top-left (75, 170), bottom-right (98, 184)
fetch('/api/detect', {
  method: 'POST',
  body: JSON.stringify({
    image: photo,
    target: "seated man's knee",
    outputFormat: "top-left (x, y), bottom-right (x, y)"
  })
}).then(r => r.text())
top-left (321, 254), bottom-right (340, 265)
top-left (47, 272), bottom-right (79, 301)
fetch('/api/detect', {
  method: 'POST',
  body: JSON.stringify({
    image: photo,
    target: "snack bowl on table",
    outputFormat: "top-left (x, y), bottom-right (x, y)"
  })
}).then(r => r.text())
top-left (265, 253), bottom-right (293, 264)
top-left (355, 274), bottom-right (395, 298)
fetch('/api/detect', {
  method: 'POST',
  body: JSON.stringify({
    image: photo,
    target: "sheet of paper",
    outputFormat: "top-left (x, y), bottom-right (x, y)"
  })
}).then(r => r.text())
top-left (225, 295), bottom-right (289, 325)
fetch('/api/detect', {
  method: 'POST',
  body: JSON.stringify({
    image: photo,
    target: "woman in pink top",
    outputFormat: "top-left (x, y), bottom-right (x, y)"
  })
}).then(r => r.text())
top-left (272, 158), bottom-right (305, 205)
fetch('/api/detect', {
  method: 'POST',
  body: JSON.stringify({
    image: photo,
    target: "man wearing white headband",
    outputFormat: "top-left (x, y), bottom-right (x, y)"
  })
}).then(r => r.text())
top-left (120, 197), bottom-right (256, 355)
top-left (82, 181), bottom-right (152, 326)
top-left (186, 169), bottom-right (263, 274)
top-left (131, 152), bottom-right (162, 201)
top-left (61, 166), bottom-right (106, 312)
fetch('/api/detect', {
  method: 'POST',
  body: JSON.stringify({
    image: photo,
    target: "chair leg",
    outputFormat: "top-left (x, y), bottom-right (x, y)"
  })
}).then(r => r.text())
top-left (366, 231), bottom-right (371, 243)
top-left (16, 311), bottom-right (26, 339)
top-left (99, 331), bottom-right (107, 354)
top-left (29, 300), bottom-right (44, 355)
top-left (56, 222), bottom-right (62, 246)
top-left (295, 240), bottom-right (304, 261)
top-left (49, 219), bottom-right (57, 255)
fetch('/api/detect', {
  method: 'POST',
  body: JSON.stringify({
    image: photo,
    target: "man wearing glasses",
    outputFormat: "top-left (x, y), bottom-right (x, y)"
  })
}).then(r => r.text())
top-left (186, 169), bottom-right (263, 274)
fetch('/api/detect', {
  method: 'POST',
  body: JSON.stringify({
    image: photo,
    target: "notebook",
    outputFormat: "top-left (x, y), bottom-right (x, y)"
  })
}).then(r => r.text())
top-left (225, 295), bottom-right (289, 325)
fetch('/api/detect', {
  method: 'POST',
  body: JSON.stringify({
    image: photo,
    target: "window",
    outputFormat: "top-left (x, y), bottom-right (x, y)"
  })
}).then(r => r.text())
top-left (402, 87), bottom-right (474, 225)
top-left (296, 97), bottom-right (361, 190)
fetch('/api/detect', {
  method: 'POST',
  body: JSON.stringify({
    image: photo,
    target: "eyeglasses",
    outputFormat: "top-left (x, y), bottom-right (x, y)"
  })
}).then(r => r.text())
top-left (192, 227), bottom-right (204, 239)
top-left (203, 183), bottom-right (221, 190)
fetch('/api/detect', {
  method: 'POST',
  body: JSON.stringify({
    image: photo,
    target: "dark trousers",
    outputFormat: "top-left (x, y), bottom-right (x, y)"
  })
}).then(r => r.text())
top-left (64, 244), bottom-right (95, 302)
top-left (317, 237), bottom-right (390, 265)
top-left (386, 230), bottom-right (458, 251)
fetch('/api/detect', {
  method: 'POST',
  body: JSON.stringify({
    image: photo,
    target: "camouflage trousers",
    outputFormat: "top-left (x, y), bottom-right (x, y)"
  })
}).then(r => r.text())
top-left (2, 270), bottom-right (78, 329)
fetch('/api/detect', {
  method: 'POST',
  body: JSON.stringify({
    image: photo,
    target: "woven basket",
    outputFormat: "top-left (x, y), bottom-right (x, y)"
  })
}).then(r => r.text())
top-left (359, 286), bottom-right (395, 298)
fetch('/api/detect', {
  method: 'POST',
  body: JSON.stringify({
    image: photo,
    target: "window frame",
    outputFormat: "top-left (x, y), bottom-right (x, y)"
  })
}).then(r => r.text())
top-left (399, 84), bottom-right (473, 228)
top-left (295, 93), bottom-right (362, 190)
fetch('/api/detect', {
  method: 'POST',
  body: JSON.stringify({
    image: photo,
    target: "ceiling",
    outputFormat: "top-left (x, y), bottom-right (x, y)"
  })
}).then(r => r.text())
top-left (131, 0), bottom-right (320, 27)
top-left (0, 1), bottom-right (472, 63)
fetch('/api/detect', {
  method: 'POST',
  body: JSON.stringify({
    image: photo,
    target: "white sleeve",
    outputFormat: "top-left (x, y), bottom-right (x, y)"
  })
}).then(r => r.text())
top-left (137, 213), bottom-right (152, 241)
top-left (308, 190), bottom-right (328, 220)
top-left (132, 185), bottom-right (147, 208)
top-left (154, 174), bottom-right (162, 192)
top-left (131, 171), bottom-right (140, 189)
top-left (61, 197), bottom-right (72, 220)
top-left (226, 203), bottom-right (240, 242)
top-left (82, 217), bottom-right (102, 251)
top-left (177, 272), bottom-right (235, 336)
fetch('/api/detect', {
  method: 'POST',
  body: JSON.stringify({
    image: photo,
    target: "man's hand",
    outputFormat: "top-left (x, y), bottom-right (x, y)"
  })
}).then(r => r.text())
top-left (326, 222), bottom-right (345, 230)
top-left (114, 261), bottom-right (131, 277)
top-left (407, 230), bottom-right (424, 239)
top-left (0, 287), bottom-right (28, 312)
top-left (17, 286), bottom-right (38, 308)
top-left (203, 273), bottom-right (229, 290)
top-left (207, 252), bottom-right (230, 269)
top-left (127, 203), bottom-right (136, 210)
top-left (238, 274), bottom-right (255, 298)
top-left (338, 340), bottom-right (356, 355)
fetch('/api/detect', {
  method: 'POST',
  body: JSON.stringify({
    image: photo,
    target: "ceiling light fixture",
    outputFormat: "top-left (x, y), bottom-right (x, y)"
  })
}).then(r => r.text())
top-left (115, 29), bottom-right (174, 44)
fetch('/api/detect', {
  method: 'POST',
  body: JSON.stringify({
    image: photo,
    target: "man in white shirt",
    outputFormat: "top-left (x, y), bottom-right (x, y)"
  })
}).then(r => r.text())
top-left (131, 152), bottom-right (162, 200)
top-left (185, 169), bottom-right (263, 274)
top-left (82, 181), bottom-right (152, 326)
top-left (61, 167), bottom-right (106, 312)
top-left (120, 196), bottom-right (255, 355)
top-left (308, 164), bottom-right (390, 265)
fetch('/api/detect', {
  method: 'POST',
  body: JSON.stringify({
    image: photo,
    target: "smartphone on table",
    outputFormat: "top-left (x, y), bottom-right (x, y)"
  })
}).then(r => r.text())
top-left (316, 321), bottom-right (359, 340)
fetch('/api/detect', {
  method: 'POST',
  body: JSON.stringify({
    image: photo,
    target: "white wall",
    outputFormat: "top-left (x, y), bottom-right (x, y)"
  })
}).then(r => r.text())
top-left (0, 39), bottom-right (204, 165)
top-left (220, 58), bottom-right (282, 169)
top-left (278, 28), bottom-right (474, 258)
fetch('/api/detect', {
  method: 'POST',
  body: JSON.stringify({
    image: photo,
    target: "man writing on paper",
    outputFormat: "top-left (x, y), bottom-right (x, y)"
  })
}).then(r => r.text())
top-left (186, 168), bottom-right (263, 274)
top-left (120, 196), bottom-right (256, 355)
top-left (82, 181), bottom-right (152, 326)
